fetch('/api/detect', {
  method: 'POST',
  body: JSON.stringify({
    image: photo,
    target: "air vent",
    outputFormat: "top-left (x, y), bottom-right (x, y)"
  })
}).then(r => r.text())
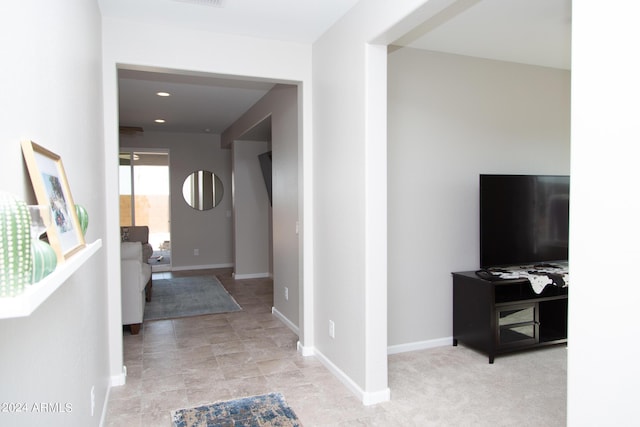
top-left (172, 0), bottom-right (225, 7)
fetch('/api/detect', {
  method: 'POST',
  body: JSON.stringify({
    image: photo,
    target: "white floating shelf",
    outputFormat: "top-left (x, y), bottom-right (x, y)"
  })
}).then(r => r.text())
top-left (0, 239), bottom-right (102, 320)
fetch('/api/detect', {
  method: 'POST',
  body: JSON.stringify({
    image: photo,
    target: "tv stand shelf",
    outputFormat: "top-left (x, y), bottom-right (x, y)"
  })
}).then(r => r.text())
top-left (452, 270), bottom-right (568, 363)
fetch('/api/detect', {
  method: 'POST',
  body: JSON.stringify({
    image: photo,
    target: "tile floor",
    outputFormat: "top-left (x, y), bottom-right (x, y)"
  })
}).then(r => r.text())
top-left (105, 268), bottom-right (567, 426)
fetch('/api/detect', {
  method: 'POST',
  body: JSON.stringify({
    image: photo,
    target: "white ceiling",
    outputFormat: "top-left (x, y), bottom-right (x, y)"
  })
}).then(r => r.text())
top-left (106, 0), bottom-right (571, 135)
top-left (398, 0), bottom-right (571, 70)
top-left (118, 69), bottom-right (277, 134)
top-left (99, 0), bottom-right (360, 44)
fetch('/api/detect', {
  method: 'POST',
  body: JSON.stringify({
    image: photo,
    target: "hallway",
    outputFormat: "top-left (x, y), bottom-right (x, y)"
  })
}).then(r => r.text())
top-left (106, 268), bottom-right (368, 426)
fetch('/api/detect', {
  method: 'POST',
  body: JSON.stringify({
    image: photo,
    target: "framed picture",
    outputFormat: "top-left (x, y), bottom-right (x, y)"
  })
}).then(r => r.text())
top-left (21, 140), bottom-right (85, 263)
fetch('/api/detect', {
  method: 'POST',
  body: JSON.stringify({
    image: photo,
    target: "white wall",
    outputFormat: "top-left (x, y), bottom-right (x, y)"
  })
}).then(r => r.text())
top-left (270, 87), bottom-right (300, 331)
top-left (232, 140), bottom-right (271, 278)
top-left (387, 48), bottom-right (570, 349)
top-left (102, 16), bottom-right (313, 381)
top-left (0, 1), bottom-right (110, 426)
top-left (120, 132), bottom-right (233, 269)
top-left (568, 2), bottom-right (640, 424)
top-left (223, 85), bottom-right (300, 332)
top-left (312, 0), bottom-right (433, 403)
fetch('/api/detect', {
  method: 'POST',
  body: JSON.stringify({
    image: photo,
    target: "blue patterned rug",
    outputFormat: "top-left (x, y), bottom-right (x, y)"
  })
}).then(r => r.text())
top-left (144, 275), bottom-right (241, 321)
top-left (172, 393), bottom-right (301, 427)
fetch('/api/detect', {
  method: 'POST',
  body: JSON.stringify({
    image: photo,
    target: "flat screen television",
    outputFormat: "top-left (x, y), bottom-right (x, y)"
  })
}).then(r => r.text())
top-left (480, 174), bottom-right (569, 268)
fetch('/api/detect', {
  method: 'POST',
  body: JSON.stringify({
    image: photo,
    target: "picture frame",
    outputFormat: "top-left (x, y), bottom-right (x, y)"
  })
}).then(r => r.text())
top-left (21, 140), bottom-right (85, 263)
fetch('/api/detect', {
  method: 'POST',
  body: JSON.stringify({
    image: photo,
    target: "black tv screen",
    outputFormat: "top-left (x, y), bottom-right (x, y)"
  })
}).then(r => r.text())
top-left (480, 174), bottom-right (569, 268)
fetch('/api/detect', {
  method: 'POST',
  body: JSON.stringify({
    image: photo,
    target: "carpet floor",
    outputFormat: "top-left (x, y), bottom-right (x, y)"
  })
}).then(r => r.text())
top-left (172, 393), bottom-right (301, 427)
top-left (144, 275), bottom-right (241, 321)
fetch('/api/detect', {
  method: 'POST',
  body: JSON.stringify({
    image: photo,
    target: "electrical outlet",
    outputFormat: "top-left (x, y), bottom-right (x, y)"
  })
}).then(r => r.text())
top-left (329, 320), bottom-right (335, 338)
top-left (284, 287), bottom-right (289, 301)
top-left (194, 248), bottom-right (199, 256)
top-left (90, 386), bottom-right (95, 416)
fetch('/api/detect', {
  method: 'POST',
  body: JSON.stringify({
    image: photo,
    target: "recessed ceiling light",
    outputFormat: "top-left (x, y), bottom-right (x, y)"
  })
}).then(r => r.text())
top-left (155, 119), bottom-right (166, 123)
top-left (156, 91), bottom-right (171, 97)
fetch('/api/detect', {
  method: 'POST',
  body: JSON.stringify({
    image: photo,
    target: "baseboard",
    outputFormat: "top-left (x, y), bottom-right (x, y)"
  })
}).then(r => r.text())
top-left (293, 339), bottom-right (450, 406)
top-left (297, 341), bottom-right (315, 357)
top-left (102, 366), bottom-right (126, 426)
top-left (233, 272), bottom-right (270, 279)
top-left (312, 348), bottom-right (390, 406)
top-left (99, 384), bottom-right (111, 427)
top-left (387, 336), bottom-right (453, 355)
top-left (362, 387), bottom-right (391, 406)
top-left (271, 307), bottom-right (299, 335)
top-left (171, 263), bottom-right (234, 272)
top-left (110, 369), bottom-right (126, 387)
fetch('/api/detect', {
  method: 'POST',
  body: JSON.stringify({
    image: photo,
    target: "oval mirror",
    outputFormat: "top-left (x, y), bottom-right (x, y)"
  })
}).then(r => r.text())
top-left (182, 170), bottom-right (224, 211)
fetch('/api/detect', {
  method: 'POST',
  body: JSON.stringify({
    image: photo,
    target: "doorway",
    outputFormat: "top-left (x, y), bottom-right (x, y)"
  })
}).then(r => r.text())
top-left (106, 64), bottom-right (307, 390)
top-left (119, 150), bottom-right (171, 272)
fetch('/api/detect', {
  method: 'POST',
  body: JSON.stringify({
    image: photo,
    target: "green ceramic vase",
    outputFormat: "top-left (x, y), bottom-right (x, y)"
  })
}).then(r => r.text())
top-left (31, 239), bottom-right (57, 284)
top-left (0, 191), bottom-right (32, 297)
top-left (75, 204), bottom-right (88, 236)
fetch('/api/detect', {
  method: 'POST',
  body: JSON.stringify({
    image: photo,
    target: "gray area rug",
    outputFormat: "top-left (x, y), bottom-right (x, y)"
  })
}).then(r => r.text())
top-left (144, 275), bottom-right (241, 321)
top-left (171, 393), bottom-right (301, 427)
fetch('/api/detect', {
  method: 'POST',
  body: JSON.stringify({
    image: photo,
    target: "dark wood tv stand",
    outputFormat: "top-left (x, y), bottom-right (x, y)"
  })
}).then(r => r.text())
top-left (452, 271), bottom-right (568, 363)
